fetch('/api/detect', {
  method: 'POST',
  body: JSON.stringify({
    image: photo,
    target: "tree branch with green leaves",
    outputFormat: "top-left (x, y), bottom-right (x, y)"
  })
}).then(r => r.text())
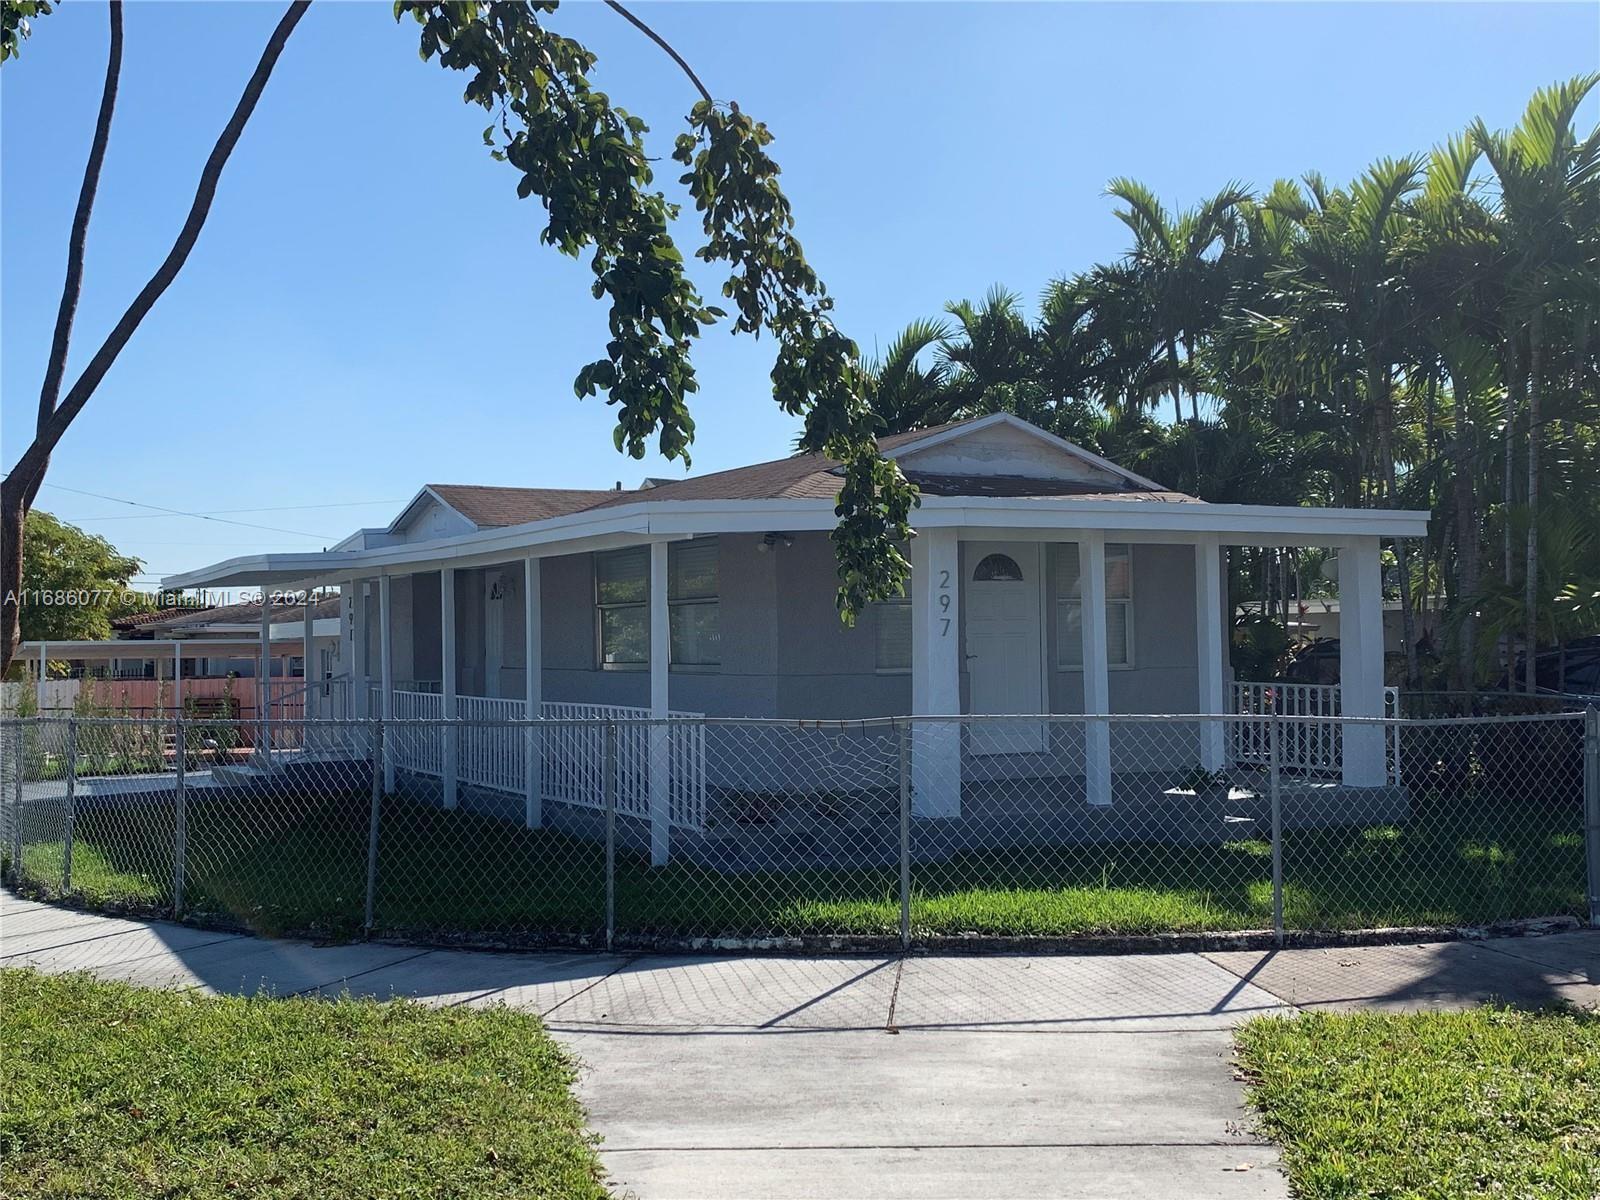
top-left (398, 1), bottom-right (915, 619)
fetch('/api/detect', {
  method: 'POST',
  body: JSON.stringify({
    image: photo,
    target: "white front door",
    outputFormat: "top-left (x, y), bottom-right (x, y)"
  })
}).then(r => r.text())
top-left (964, 541), bottom-right (1046, 754)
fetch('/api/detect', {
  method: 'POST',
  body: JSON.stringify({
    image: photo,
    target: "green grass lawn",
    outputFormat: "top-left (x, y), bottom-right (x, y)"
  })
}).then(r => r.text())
top-left (1236, 1007), bottom-right (1600, 1199)
top-left (0, 968), bottom-right (609, 1200)
top-left (15, 788), bottom-right (1585, 942)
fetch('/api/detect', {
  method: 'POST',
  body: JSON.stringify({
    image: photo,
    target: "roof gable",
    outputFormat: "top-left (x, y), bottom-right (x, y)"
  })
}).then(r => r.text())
top-left (426, 484), bottom-right (618, 528)
top-left (388, 487), bottom-right (478, 542)
top-left (582, 414), bottom-right (1173, 509)
top-left (888, 413), bottom-right (1161, 490)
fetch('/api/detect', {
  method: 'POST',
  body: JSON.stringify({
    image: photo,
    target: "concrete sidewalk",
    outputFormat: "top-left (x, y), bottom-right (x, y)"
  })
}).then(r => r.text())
top-left (5, 892), bottom-right (1596, 1200)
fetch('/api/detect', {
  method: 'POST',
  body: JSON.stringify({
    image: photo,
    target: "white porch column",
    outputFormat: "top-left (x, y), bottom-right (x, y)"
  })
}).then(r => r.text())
top-left (1080, 533), bottom-right (1112, 806)
top-left (648, 542), bottom-right (671, 865)
top-left (302, 600), bottom-right (316, 723)
top-left (910, 528), bottom-right (962, 817)
top-left (379, 574), bottom-right (395, 791)
top-left (36, 642), bottom-right (46, 711)
top-left (172, 643), bottom-right (183, 713)
top-left (523, 555), bottom-right (542, 829)
top-left (1338, 536), bottom-right (1387, 786)
top-left (1194, 535), bottom-right (1227, 770)
top-left (257, 601), bottom-right (272, 767)
top-left (351, 581), bottom-right (369, 720)
top-left (441, 568), bottom-right (459, 809)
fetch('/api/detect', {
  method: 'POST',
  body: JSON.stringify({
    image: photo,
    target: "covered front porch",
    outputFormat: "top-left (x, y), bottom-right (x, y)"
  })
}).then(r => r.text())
top-left (312, 527), bottom-right (1401, 860)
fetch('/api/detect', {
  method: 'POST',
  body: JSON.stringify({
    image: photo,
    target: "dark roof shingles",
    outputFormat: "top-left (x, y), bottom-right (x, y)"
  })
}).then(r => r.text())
top-left (424, 419), bottom-right (1191, 526)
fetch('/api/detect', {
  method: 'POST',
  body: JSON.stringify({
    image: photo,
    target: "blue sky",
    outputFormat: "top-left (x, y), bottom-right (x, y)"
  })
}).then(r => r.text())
top-left (3, 1), bottom-right (1595, 587)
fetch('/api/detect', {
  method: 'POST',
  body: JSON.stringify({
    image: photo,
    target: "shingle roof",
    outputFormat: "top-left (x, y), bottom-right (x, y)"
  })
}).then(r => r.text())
top-left (584, 420), bottom-right (1177, 509)
top-left (427, 485), bottom-right (619, 528)
top-left (112, 607), bottom-right (210, 631)
top-left (124, 597), bottom-right (342, 635)
top-left (421, 418), bottom-right (1189, 527)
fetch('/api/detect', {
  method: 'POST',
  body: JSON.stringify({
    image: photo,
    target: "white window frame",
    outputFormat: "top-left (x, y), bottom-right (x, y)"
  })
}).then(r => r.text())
top-left (872, 597), bottom-right (912, 674)
top-left (595, 541), bottom-right (721, 672)
top-left (1055, 543), bottom-right (1135, 671)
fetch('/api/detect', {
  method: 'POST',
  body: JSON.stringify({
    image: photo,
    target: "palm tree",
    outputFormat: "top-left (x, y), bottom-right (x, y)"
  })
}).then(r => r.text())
top-left (1472, 72), bottom-right (1600, 691)
top-left (1103, 178), bottom-right (1252, 425)
top-left (938, 286), bottom-right (1038, 408)
top-left (863, 318), bottom-right (958, 434)
top-left (1405, 132), bottom-right (1500, 688)
top-left (1246, 159), bottom-right (1429, 680)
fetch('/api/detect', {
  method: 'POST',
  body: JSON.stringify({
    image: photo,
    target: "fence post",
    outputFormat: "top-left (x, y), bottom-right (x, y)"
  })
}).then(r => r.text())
top-left (62, 719), bottom-right (77, 895)
top-left (364, 720), bottom-right (384, 936)
top-left (899, 720), bottom-right (912, 951)
top-left (604, 721), bottom-right (617, 952)
top-left (1269, 713), bottom-right (1284, 947)
top-left (172, 713), bottom-right (187, 917)
top-left (11, 722), bottom-right (24, 885)
top-left (1585, 706), bottom-right (1599, 930)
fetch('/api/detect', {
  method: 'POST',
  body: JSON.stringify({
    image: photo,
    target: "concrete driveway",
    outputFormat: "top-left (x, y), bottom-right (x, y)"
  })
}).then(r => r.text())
top-left (6, 890), bottom-right (1596, 1200)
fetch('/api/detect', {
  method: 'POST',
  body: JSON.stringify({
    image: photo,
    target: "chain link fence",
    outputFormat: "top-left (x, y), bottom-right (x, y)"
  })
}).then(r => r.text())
top-left (5, 710), bottom-right (1597, 950)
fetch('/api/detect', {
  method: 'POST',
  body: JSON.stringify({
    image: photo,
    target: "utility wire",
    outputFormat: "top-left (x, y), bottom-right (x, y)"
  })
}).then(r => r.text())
top-left (58, 499), bottom-right (399, 522)
top-left (32, 482), bottom-right (337, 539)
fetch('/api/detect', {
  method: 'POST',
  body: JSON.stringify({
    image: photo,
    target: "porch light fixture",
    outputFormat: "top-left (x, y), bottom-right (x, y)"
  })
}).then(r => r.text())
top-left (759, 532), bottom-right (795, 552)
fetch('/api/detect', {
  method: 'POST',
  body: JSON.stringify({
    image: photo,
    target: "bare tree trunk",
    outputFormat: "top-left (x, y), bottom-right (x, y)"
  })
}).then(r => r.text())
top-left (1447, 365), bottom-right (1481, 691)
top-left (0, 497), bottom-right (23, 679)
top-left (0, 0), bottom-right (310, 675)
top-left (23, 3), bottom-right (124, 519)
top-left (1501, 335), bottom-right (1523, 585)
top-left (1371, 358), bottom-right (1418, 687)
top-left (1523, 308), bottom-right (1544, 694)
top-left (2, 3), bottom-right (123, 677)
top-left (1166, 338), bottom-right (1183, 425)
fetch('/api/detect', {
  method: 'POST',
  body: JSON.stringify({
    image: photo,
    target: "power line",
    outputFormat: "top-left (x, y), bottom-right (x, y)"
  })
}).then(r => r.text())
top-left (59, 499), bottom-right (401, 523)
top-left (33, 482), bottom-right (339, 539)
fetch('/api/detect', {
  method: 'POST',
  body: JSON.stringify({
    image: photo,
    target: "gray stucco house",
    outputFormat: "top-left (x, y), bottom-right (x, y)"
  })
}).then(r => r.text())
top-left (166, 414), bottom-right (1428, 862)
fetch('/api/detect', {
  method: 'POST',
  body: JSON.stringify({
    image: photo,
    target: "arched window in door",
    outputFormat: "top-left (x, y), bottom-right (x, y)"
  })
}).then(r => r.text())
top-left (972, 553), bottom-right (1024, 582)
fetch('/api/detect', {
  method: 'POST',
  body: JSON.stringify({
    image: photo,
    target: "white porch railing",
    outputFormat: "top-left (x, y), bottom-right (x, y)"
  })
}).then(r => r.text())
top-left (385, 691), bottom-right (707, 831)
top-left (392, 690), bottom-right (444, 776)
top-left (1230, 681), bottom-right (1401, 783)
top-left (540, 701), bottom-right (707, 831)
top-left (457, 695), bottom-right (522, 792)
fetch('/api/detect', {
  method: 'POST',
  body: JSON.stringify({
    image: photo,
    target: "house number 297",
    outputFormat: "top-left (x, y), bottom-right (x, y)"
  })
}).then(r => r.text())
top-left (937, 569), bottom-right (952, 637)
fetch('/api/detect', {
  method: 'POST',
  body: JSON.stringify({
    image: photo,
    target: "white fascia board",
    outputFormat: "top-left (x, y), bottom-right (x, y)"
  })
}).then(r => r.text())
top-left (161, 508), bottom-right (663, 590)
top-left (163, 493), bottom-right (1428, 592)
top-left (162, 553), bottom-right (363, 590)
top-left (913, 496), bottom-right (1430, 539)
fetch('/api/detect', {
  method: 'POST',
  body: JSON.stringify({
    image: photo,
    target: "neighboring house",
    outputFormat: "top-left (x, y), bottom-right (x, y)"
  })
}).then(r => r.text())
top-left (113, 598), bottom-right (344, 680)
top-left (21, 598), bottom-right (341, 717)
top-left (162, 414), bottom-right (1429, 860)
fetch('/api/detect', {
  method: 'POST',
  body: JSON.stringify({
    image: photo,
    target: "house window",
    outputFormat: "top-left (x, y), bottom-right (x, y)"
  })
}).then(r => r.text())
top-left (874, 599), bottom-right (911, 673)
top-left (972, 553), bottom-right (1024, 582)
top-left (595, 541), bottom-right (720, 669)
top-left (1056, 543), bottom-right (1133, 669)
top-left (669, 539), bottom-right (720, 668)
top-left (596, 546), bottom-right (649, 668)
